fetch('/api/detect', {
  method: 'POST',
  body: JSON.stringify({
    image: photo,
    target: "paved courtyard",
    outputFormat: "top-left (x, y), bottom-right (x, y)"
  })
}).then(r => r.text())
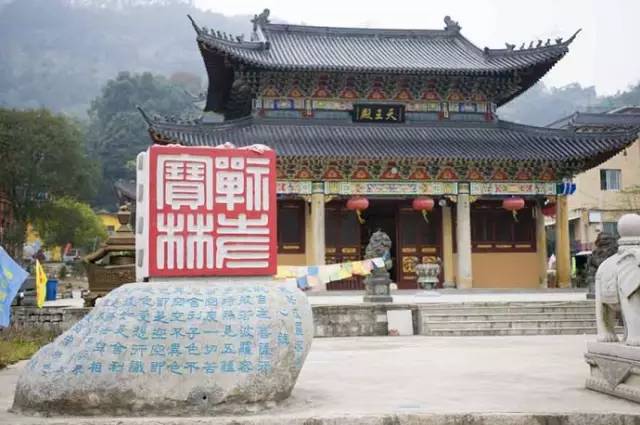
top-left (45, 289), bottom-right (590, 309)
top-left (1, 334), bottom-right (638, 424)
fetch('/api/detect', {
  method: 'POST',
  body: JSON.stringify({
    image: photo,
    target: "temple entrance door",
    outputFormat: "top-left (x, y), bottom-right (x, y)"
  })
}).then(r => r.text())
top-left (325, 202), bottom-right (363, 290)
top-left (397, 205), bottom-right (442, 289)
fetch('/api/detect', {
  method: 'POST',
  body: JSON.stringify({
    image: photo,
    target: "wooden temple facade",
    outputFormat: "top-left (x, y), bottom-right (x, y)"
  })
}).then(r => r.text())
top-left (142, 10), bottom-right (637, 289)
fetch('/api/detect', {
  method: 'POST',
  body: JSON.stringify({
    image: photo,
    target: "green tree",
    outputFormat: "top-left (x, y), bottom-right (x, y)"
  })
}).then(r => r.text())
top-left (33, 197), bottom-right (107, 252)
top-left (87, 71), bottom-right (197, 209)
top-left (0, 108), bottom-right (99, 255)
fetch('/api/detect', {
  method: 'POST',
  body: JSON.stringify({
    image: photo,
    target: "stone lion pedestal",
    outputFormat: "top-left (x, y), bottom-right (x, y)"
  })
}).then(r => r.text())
top-left (363, 230), bottom-right (393, 303)
top-left (585, 213), bottom-right (640, 404)
top-left (585, 342), bottom-right (640, 403)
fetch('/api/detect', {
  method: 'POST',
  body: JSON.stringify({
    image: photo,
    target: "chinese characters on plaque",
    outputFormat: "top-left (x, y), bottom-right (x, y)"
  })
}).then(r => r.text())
top-left (137, 145), bottom-right (277, 279)
top-left (352, 104), bottom-right (405, 123)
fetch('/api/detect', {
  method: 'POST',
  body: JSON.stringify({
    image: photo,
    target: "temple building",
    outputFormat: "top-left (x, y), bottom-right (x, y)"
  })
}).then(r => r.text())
top-left (141, 10), bottom-right (638, 290)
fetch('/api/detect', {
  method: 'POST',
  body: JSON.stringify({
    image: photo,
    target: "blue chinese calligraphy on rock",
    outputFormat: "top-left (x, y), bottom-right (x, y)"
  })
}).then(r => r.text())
top-left (13, 278), bottom-right (313, 416)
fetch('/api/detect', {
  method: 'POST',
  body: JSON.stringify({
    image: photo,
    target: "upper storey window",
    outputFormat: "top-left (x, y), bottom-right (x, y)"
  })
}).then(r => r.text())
top-left (600, 169), bottom-right (621, 191)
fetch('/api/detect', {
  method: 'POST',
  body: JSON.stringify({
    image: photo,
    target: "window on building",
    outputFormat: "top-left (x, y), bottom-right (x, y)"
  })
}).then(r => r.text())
top-left (470, 200), bottom-right (536, 252)
top-left (277, 200), bottom-right (305, 254)
top-left (600, 169), bottom-right (621, 191)
top-left (602, 222), bottom-right (620, 238)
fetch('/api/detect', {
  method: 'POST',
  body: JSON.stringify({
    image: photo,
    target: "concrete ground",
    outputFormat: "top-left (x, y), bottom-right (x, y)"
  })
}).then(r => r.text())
top-left (43, 289), bottom-right (590, 309)
top-left (1, 335), bottom-right (639, 424)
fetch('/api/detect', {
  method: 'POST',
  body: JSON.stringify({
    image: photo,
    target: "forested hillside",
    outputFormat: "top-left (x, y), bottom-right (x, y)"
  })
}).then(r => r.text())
top-left (0, 0), bottom-right (251, 115)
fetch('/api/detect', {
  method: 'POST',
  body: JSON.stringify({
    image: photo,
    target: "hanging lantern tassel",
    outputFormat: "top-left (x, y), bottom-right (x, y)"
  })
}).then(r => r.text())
top-left (503, 197), bottom-right (525, 223)
top-left (412, 197), bottom-right (435, 224)
top-left (346, 196), bottom-right (369, 225)
top-left (421, 209), bottom-right (429, 223)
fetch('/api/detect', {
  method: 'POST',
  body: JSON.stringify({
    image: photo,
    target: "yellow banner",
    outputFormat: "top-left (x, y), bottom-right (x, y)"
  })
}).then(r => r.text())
top-left (35, 260), bottom-right (47, 308)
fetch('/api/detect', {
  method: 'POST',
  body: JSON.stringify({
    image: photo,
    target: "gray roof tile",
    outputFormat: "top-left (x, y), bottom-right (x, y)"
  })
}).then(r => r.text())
top-left (147, 116), bottom-right (636, 169)
top-left (195, 19), bottom-right (578, 74)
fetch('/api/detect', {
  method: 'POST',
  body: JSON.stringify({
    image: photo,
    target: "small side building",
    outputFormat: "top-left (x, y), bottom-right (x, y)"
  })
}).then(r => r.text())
top-left (547, 107), bottom-right (640, 251)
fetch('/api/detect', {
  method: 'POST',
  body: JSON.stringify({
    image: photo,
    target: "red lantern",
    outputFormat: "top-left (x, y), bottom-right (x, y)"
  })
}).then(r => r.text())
top-left (502, 196), bottom-right (525, 221)
top-left (412, 197), bottom-right (435, 223)
top-left (542, 203), bottom-right (556, 217)
top-left (346, 196), bottom-right (369, 224)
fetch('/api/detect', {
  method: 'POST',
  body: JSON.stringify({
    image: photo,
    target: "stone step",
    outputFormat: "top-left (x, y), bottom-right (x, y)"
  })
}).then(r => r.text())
top-left (419, 300), bottom-right (594, 307)
top-left (423, 319), bottom-right (597, 331)
top-left (423, 327), bottom-right (599, 336)
top-left (419, 305), bottom-right (594, 315)
top-left (423, 312), bottom-right (596, 322)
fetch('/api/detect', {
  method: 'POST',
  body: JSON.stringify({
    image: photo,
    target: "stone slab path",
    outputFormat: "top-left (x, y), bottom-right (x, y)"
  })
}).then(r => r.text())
top-left (1, 335), bottom-right (639, 424)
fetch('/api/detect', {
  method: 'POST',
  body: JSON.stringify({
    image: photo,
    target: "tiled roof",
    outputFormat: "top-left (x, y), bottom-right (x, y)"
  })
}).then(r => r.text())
top-left (192, 15), bottom-right (579, 74)
top-left (571, 112), bottom-right (640, 128)
top-left (547, 111), bottom-right (640, 131)
top-left (145, 115), bottom-right (636, 170)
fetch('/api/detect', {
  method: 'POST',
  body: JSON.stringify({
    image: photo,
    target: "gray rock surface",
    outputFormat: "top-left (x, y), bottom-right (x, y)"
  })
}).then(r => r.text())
top-left (12, 278), bottom-right (313, 416)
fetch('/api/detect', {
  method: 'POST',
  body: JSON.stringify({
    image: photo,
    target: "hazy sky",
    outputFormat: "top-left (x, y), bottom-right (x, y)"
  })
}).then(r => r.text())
top-left (195, 0), bottom-right (639, 96)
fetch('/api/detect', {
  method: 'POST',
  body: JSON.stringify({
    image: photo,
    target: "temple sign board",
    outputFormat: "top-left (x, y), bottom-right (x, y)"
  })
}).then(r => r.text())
top-left (136, 144), bottom-right (277, 280)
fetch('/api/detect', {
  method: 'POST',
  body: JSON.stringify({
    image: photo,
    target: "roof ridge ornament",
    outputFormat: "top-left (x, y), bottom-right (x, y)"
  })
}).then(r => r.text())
top-left (251, 8), bottom-right (271, 32)
top-left (188, 15), bottom-right (249, 45)
top-left (444, 16), bottom-right (461, 32)
top-left (187, 14), bottom-right (201, 35)
top-left (137, 105), bottom-right (152, 126)
top-left (566, 28), bottom-right (582, 44)
top-left (250, 8), bottom-right (271, 49)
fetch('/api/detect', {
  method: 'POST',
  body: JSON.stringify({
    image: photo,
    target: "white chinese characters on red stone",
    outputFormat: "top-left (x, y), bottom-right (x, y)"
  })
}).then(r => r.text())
top-left (145, 145), bottom-right (276, 277)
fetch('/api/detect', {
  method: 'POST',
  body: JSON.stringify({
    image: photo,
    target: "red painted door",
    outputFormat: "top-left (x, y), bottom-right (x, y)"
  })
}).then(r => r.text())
top-left (397, 205), bottom-right (442, 289)
top-left (325, 202), bottom-right (363, 290)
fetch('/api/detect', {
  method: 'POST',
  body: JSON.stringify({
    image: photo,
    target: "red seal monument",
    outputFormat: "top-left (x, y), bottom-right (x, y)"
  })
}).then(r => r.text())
top-left (12, 144), bottom-right (313, 416)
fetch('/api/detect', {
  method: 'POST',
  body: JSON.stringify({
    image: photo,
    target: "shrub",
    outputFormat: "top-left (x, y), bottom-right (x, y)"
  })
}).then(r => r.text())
top-left (0, 328), bottom-right (56, 369)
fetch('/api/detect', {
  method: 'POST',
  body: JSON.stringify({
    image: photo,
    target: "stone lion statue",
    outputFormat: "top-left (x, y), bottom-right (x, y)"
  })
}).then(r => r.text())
top-left (595, 214), bottom-right (640, 346)
top-left (587, 232), bottom-right (618, 295)
top-left (364, 230), bottom-right (392, 271)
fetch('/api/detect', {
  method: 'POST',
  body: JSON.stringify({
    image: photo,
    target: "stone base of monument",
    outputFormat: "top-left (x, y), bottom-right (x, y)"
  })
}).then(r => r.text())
top-left (585, 341), bottom-right (640, 404)
top-left (363, 269), bottom-right (393, 303)
top-left (11, 278), bottom-right (313, 416)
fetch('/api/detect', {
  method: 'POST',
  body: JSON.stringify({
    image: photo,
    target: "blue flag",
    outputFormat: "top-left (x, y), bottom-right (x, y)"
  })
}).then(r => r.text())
top-left (0, 246), bottom-right (29, 327)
